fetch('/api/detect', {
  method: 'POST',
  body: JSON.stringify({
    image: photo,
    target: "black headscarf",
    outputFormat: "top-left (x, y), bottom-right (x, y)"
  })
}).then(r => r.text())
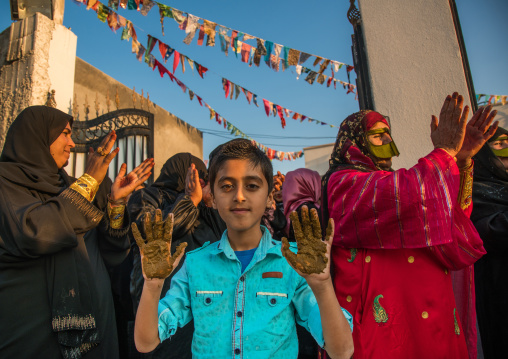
top-left (0, 106), bottom-right (101, 358)
top-left (0, 106), bottom-right (73, 194)
top-left (471, 127), bottom-right (508, 222)
top-left (152, 152), bottom-right (208, 193)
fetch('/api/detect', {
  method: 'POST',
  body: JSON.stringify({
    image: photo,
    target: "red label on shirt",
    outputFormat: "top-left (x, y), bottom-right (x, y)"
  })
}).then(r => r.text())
top-left (262, 272), bottom-right (283, 279)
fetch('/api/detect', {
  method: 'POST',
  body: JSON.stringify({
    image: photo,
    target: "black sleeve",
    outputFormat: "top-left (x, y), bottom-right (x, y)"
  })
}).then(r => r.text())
top-left (170, 193), bottom-right (200, 239)
top-left (473, 211), bottom-right (508, 252)
top-left (93, 177), bottom-right (131, 267)
top-left (0, 182), bottom-right (103, 259)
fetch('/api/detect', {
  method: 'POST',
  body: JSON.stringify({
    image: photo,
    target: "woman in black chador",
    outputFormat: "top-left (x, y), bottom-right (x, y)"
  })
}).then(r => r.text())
top-left (471, 127), bottom-right (508, 359)
top-left (0, 106), bottom-right (152, 359)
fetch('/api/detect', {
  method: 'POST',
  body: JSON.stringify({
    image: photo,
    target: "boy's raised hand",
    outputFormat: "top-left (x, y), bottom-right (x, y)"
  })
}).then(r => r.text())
top-left (132, 209), bottom-right (187, 279)
top-left (281, 206), bottom-right (333, 279)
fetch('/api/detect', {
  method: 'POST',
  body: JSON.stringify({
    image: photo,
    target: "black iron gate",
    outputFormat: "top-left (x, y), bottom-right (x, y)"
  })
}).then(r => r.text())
top-left (67, 108), bottom-right (154, 184)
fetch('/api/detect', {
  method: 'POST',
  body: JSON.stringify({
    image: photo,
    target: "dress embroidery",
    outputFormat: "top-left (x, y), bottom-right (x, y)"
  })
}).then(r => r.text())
top-left (454, 308), bottom-right (460, 335)
top-left (347, 248), bottom-right (357, 262)
top-left (373, 294), bottom-right (389, 323)
top-left (458, 162), bottom-right (473, 210)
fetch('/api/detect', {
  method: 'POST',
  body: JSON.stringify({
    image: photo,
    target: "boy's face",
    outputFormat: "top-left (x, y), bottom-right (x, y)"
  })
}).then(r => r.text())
top-left (211, 159), bottom-right (273, 235)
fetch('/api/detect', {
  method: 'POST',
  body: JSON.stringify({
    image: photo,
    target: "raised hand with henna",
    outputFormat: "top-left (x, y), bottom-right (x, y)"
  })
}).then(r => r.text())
top-left (455, 105), bottom-right (498, 168)
top-left (281, 206), bottom-right (334, 279)
top-left (132, 209), bottom-right (187, 279)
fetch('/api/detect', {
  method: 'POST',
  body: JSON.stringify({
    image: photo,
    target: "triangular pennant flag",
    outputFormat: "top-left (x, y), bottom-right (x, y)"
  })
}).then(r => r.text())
top-left (173, 51), bottom-right (180, 73)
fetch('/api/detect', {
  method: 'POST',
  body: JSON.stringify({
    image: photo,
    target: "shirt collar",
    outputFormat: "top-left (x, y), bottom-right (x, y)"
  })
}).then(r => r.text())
top-left (211, 226), bottom-right (283, 260)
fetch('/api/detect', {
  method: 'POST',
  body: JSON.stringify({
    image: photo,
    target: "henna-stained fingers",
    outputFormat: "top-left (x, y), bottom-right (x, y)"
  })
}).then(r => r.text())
top-left (144, 212), bottom-right (154, 242)
top-left (300, 206), bottom-right (313, 242)
top-left (153, 209), bottom-right (164, 241)
top-left (310, 208), bottom-right (322, 241)
top-left (163, 213), bottom-right (174, 244)
top-left (131, 223), bottom-right (145, 250)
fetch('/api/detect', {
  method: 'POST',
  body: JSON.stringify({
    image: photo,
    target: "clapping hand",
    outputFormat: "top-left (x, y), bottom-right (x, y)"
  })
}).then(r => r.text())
top-left (456, 105), bottom-right (498, 168)
top-left (430, 92), bottom-right (469, 158)
top-left (110, 158), bottom-right (154, 202)
top-left (132, 209), bottom-right (187, 280)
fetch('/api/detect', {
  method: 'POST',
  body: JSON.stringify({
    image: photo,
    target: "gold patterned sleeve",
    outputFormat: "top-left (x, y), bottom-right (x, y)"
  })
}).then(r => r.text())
top-left (107, 202), bottom-right (126, 229)
top-left (457, 161), bottom-right (474, 210)
top-left (69, 173), bottom-right (100, 202)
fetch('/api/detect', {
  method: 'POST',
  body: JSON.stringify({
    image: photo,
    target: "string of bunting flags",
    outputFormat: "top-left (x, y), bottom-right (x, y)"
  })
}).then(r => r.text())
top-left (74, 0), bottom-right (305, 161)
top-left (89, 0), bottom-right (356, 92)
top-left (145, 33), bottom-right (339, 129)
top-left (77, 0), bottom-right (342, 129)
top-left (477, 94), bottom-right (507, 106)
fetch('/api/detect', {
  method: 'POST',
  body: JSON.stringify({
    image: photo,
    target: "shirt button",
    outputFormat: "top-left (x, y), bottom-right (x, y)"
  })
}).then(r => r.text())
top-left (422, 311), bottom-right (429, 319)
top-left (205, 297), bottom-right (211, 304)
top-left (270, 298), bottom-right (277, 305)
top-left (235, 348), bottom-right (241, 355)
top-left (408, 256), bottom-right (415, 263)
top-left (240, 276), bottom-right (245, 282)
top-left (237, 311), bottom-right (242, 317)
top-left (444, 268), bottom-right (449, 275)
top-left (365, 255), bottom-right (371, 263)
top-left (346, 295), bottom-right (352, 303)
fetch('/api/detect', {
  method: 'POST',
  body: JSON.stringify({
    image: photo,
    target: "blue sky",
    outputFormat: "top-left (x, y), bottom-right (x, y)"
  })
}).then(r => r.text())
top-left (1, 0), bottom-right (506, 174)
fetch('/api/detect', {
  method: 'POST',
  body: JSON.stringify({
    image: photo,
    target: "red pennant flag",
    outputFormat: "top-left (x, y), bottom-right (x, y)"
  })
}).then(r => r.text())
top-left (197, 65), bottom-right (208, 78)
top-left (263, 99), bottom-right (272, 117)
top-left (276, 105), bottom-right (286, 129)
top-left (197, 25), bottom-right (205, 46)
top-left (242, 88), bottom-right (252, 104)
top-left (167, 71), bottom-right (175, 82)
top-left (241, 43), bottom-right (251, 63)
top-left (223, 78), bottom-right (231, 98)
top-left (215, 112), bottom-right (221, 125)
top-left (159, 41), bottom-right (169, 60)
top-left (172, 51), bottom-right (180, 73)
top-left (196, 96), bottom-right (203, 106)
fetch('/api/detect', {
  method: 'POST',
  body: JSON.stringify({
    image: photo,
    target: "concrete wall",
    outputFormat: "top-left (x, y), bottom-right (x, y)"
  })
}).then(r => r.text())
top-left (358, 0), bottom-right (471, 170)
top-left (492, 103), bottom-right (508, 129)
top-left (0, 13), bottom-right (76, 149)
top-left (304, 143), bottom-right (334, 175)
top-left (74, 58), bottom-right (203, 177)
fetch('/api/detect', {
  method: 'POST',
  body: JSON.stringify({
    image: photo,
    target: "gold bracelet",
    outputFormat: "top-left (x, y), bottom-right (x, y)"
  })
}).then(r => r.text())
top-left (458, 161), bottom-right (474, 210)
top-left (107, 202), bottom-right (125, 229)
top-left (69, 173), bottom-right (100, 202)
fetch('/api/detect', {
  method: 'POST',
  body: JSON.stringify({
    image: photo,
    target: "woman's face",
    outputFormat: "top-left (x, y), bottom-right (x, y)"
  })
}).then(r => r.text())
top-left (367, 121), bottom-right (393, 170)
top-left (489, 137), bottom-right (508, 170)
top-left (49, 123), bottom-right (75, 169)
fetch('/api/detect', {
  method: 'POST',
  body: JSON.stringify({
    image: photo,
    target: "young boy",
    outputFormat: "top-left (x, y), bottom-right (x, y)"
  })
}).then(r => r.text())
top-left (133, 139), bottom-right (353, 358)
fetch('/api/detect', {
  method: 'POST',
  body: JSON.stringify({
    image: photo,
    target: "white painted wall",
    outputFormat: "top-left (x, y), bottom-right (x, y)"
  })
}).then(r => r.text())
top-left (48, 23), bottom-right (77, 114)
top-left (358, 0), bottom-right (471, 170)
top-left (304, 143), bottom-right (334, 175)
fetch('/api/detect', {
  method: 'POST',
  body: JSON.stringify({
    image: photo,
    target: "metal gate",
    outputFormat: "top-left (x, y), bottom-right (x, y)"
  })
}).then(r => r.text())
top-left (66, 108), bottom-right (154, 184)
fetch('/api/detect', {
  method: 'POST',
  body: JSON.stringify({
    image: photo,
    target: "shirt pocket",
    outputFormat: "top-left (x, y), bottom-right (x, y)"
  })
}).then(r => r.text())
top-left (195, 290), bottom-right (223, 306)
top-left (256, 291), bottom-right (289, 307)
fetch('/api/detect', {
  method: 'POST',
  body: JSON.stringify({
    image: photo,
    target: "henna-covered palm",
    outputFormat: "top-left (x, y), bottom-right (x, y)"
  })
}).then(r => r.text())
top-left (131, 209), bottom-right (187, 279)
top-left (281, 206), bottom-right (333, 275)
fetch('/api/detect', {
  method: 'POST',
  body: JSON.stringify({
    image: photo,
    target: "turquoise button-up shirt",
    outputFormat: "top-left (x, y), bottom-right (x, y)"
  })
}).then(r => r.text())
top-left (158, 226), bottom-right (353, 358)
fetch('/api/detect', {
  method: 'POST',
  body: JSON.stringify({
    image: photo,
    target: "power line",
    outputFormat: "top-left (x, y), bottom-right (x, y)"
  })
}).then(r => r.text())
top-left (198, 128), bottom-right (336, 140)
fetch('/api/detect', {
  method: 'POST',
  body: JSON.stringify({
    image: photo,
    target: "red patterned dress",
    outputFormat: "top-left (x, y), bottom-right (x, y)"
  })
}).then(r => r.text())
top-left (322, 111), bottom-right (483, 359)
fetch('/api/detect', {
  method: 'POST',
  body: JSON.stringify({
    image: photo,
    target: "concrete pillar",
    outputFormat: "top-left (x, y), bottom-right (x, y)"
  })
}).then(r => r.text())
top-left (357, 0), bottom-right (473, 169)
top-left (0, 12), bottom-right (77, 149)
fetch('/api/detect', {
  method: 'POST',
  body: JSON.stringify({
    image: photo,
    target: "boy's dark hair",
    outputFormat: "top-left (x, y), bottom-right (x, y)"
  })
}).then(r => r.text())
top-left (209, 139), bottom-right (273, 194)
